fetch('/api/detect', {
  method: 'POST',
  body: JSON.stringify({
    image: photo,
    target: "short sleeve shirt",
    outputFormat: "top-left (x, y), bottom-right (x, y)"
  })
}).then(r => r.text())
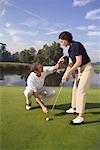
top-left (68, 41), bottom-right (90, 66)
top-left (27, 66), bottom-right (55, 92)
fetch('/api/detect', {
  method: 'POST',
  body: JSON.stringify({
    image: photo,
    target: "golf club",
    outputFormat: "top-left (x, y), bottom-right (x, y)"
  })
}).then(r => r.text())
top-left (45, 85), bottom-right (63, 121)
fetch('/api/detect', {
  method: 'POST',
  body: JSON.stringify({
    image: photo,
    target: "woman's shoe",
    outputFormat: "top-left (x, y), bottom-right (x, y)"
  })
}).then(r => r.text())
top-left (69, 116), bottom-right (84, 125)
top-left (66, 108), bottom-right (76, 114)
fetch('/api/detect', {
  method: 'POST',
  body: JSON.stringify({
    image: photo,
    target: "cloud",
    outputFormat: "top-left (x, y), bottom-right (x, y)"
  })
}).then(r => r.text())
top-left (0, 33), bottom-right (4, 37)
top-left (76, 25), bottom-right (97, 30)
top-left (83, 42), bottom-right (100, 62)
top-left (85, 8), bottom-right (100, 20)
top-left (11, 3), bottom-right (46, 23)
top-left (0, 0), bottom-right (11, 17)
top-left (88, 50), bottom-right (100, 62)
top-left (5, 25), bottom-right (38, 37)
top-left (0, 8), bottom-right (6, 16)
top-left (0, 0), bottom-right (10, 5)
top-left (5, 22), bottom-right (11, 28)
top-left (87, 31), bottom-right (100, 36)
top-left (33, 40), bottom-right (51, 50)
top-left (73, 0), bottom-right (95, 6)
top-left (88, 25), bottom-right (97, 30)
top-left (1, 24), bottom-right (39, 52)
top-left (11, 3), bottom-right (69, 37)
top-left (46, 30), bottom-right (63, 35)
top-left (83, 41), bottom-right (96, 48)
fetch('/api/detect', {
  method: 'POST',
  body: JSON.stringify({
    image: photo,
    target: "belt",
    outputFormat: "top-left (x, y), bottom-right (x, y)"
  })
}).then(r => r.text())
top-left (78, 62), bottom-right (91, 73)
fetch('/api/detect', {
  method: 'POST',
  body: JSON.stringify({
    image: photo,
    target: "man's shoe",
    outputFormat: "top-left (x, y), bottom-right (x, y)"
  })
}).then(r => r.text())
top-left (69, 116), bottom-right (84, 125)
top-left (66, 108), bottom-right (76, 114)
top-left (26, 104), bottom-right (34, 110)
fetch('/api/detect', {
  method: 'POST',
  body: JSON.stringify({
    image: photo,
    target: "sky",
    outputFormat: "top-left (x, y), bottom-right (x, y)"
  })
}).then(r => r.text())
top-left (0, 0), bottom-right (100, 62)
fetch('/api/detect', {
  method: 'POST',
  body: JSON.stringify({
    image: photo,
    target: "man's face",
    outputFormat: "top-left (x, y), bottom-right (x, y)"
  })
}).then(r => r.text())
top-left (37, 64), bottom-right (43, 74)
top-left (59, 39), bottom-right (69, 47)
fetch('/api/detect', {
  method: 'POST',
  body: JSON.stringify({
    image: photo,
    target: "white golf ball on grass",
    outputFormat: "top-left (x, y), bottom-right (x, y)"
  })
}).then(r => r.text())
top-left (45, 117), bottom-right (49, 121)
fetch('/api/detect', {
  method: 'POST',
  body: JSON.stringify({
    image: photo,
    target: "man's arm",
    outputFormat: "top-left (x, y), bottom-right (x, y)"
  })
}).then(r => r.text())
top-left (54, 56), bottom-right (65, 70)
top-left (33, 92), bottom-right (48, 113)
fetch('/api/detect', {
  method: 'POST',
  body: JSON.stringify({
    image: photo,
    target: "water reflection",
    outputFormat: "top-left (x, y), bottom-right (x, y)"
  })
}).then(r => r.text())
top-left (0, 69), bottom-right (100, 87)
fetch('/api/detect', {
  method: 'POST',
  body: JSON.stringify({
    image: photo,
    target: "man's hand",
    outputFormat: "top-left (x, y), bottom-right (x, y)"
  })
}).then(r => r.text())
top-left (54, 56), bottom-right (65, 70)
top-left (57, 56), bottom-right (64, 64)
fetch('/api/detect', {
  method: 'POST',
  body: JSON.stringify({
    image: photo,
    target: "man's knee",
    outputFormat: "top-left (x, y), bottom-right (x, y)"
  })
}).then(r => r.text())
top-left (24, 88), bottom-right (33, 97)
top-left (49, 90), bottom-right (56, 96)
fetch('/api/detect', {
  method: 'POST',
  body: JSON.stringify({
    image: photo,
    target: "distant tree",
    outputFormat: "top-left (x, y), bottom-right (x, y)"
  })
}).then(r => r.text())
top-left (12, 52), bottom-right (20, 62)
top-left (0, 43), bottom-right (12, 62)
top-left (36, 48), bottom-right (47, 65)
top-left (19, 47), bottom-right (36, 63)
top-left (36, 42), bottom-right (64, 65)
top-left (28, 47), bottom-right (36, 63)
top-left (50, 42), bottom-right (63, 64)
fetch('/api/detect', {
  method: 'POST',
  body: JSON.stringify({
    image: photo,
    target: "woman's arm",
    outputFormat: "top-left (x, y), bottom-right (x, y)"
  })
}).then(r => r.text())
top-left (62, 55), bottom-right (82, 82)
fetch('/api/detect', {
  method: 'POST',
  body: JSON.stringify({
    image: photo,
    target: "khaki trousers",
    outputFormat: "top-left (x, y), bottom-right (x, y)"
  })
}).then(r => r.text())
top-left (71, 63), bottom-right (94, 114)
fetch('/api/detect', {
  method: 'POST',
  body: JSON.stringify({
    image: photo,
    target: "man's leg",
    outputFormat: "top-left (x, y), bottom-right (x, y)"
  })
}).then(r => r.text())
top-left (39, 87), bottom-right (56, 103)
top-left (24, 87), bottom-right (33, 110)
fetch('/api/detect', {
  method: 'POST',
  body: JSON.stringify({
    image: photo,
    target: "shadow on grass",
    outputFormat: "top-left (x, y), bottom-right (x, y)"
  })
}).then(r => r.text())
top-left (85, 119), bottom-right (100, 124)
top-left (86, 103), bottom-right (100, 109)
top-left (33, 102), bottom-right (100, 112)
top-left (32, 103), bottom-right (100, 125)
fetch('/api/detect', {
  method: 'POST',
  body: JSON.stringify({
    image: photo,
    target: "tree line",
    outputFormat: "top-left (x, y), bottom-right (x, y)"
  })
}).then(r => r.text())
top-left (0, 42), bottom-right (64, 65)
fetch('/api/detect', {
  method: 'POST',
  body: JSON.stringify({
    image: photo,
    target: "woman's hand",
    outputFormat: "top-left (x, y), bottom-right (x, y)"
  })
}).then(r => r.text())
top-left (62, 73), bottom-right (70, 83)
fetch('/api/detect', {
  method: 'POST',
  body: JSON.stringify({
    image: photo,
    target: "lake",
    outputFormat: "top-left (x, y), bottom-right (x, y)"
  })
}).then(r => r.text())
top-left (0, 70), bottom-right (100, 87)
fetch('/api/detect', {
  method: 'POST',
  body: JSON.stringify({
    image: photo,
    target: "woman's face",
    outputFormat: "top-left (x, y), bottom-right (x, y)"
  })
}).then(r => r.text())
top-left (59, 39), bottom-right (69, 47)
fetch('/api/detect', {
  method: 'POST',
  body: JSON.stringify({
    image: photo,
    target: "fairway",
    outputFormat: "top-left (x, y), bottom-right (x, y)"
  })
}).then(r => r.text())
top-left (0, 86), bottom-right (100, 150)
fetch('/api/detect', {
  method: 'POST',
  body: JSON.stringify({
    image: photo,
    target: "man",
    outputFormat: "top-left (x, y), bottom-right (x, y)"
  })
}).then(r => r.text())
top-left (24, 57), bottom-right (64, 113)
top-left (59, 31), bottom-right (94, 125)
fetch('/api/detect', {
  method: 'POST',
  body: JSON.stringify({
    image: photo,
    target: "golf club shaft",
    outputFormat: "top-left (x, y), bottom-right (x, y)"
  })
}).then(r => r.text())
top-left (48, 86), bottom-right (63, 117)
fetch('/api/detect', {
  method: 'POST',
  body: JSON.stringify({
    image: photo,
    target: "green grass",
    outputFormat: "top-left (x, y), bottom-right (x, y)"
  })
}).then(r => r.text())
top-left (94, 65), bottom-right (100, 71)
top-left (0, 86), bottom-right (100, 150)
top-left (0, 62), bottom-right (30, 66)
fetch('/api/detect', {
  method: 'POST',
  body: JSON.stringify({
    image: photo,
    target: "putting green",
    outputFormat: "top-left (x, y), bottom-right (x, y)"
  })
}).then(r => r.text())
top-left (0, 86), bottom-right (100, 150)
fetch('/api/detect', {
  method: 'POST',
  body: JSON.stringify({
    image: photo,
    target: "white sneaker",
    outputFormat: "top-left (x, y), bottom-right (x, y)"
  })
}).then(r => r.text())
top-left (26, 104), bottom-right (34, 110)
top-left (70, 116), bottom-right (84, 125)
top-left (66, 108), bottom-right (75, 114)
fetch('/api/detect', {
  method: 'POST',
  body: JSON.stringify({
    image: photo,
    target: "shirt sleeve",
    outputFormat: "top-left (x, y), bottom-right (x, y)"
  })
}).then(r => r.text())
top-left (74, 42), bottom-right (83, 56)
top-left (27, 79), bottom-right (37, 92)
top-left (43, 66), bottom-right (55, 76)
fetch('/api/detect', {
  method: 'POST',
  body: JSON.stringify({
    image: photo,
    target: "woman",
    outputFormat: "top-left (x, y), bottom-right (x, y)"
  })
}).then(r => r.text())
top-left (59, 31), bottom-right (94, 125)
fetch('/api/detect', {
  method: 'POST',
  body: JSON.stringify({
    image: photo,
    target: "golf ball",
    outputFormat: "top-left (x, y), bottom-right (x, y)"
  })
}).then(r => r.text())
top-left (46, 117), bottom-right (49, 121)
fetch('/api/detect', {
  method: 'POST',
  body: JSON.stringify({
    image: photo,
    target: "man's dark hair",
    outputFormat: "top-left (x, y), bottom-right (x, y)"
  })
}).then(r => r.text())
top-left (59, 31), bottom-right (73, 43)
top-left (30, 62), bottom-right (42, 72)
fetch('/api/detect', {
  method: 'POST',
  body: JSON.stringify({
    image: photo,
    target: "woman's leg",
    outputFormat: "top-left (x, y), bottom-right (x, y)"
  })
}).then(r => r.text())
top-left (71, 79), bottom-right (77, 109)
top-left (70, 64), bottom-right (94, 124)
top-left (76, 65), bottom-right (94, 115)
